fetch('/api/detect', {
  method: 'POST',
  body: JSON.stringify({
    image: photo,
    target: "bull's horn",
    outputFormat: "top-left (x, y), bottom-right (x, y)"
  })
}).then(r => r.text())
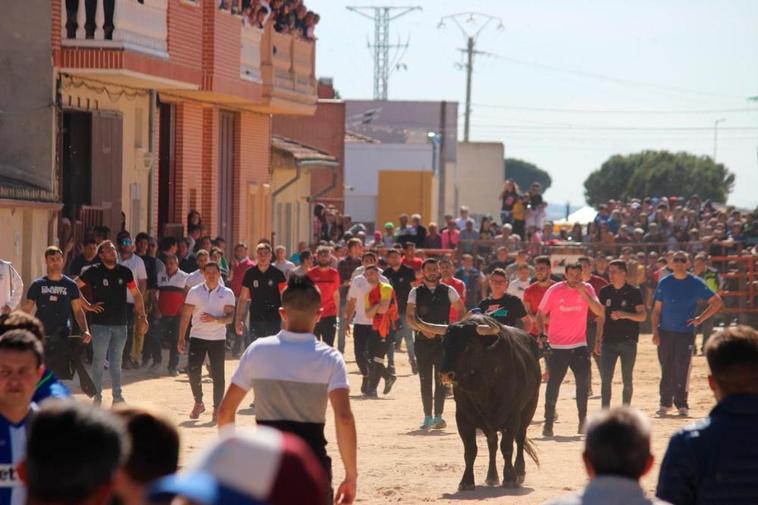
top-left (413, 311), bottom-right (448, 336)
top-left (476, 325), bottom-right (500, 336)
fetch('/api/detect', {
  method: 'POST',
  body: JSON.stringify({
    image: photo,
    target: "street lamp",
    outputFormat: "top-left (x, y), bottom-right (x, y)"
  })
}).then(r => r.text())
top-left (713, 118), bottom-right (726, 161)
top-left (427, 131), bottom-right (442, 175)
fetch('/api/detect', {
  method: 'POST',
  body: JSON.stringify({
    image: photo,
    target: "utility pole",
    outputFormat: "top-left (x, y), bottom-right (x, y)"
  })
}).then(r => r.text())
top-left (347, 5), bottom-right (421, 100)
top-left (439, 12), bottom-right (504, 142)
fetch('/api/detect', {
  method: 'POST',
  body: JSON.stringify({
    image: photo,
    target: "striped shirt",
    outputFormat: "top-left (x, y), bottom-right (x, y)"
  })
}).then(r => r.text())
top-left (0, 409), bottom-right (34, 505)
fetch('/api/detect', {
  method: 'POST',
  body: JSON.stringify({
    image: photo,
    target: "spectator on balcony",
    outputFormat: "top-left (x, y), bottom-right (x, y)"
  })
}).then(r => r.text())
top-left (305, 11), bottom-right (319, 40)
top-left (441, 220), bottom-right (460, 250)
top-left (381, 223), bottom-right (396, 248)
top-left (394, 214), bottom-right (415, 245)
top-left (410, 214), bottom-right (427, 248)
top-left (187, 210), bottom-right (202, 235)
top-left (459, 219), bottom-right (478, 255)
top-left (455, 206), bottom-right (471, 231)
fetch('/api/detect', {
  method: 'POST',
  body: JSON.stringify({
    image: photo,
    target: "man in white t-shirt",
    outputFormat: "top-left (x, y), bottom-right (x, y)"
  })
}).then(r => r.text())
top-left (506, 263), bottom-right (532, 301)
top-left (344, 266), bottom-right (377, 395)
top-left (117, 232), bottom-right (148, 369)
top-left (218, 274), bottom-right (357, 505)
top-left (273, 245), bottom-right (296, 277)
top-left (178, 261), bottom-right (235, 422)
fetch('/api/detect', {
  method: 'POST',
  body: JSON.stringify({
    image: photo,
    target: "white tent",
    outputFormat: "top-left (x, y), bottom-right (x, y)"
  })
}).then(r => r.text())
top-left (554, 205), bottom-right (597, 225)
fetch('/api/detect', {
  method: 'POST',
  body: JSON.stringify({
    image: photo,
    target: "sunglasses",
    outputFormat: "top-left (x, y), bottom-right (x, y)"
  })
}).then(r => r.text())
top-left (673, 258), bottom-right (687, 263)
top-left (120, 240), bottom-right (133, 246)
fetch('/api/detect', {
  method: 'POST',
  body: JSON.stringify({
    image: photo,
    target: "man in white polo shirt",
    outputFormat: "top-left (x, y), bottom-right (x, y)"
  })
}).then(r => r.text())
top-left (218, 274), bottom-right (357, 505)
top-left (178, 261), bottom-right (235, 422)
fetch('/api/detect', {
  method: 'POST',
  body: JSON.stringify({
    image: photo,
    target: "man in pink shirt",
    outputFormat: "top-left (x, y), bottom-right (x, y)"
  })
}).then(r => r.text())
top-left (536, 262), bottom-right (604, 438)
top-left (229, 243), bottom-right (255, 357)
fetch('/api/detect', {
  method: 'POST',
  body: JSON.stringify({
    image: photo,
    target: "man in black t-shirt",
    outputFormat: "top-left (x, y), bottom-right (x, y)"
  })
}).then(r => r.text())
top-left (235, 242), bottom-right (286, 347)
top-left (336, 238), bottom-right (363, 354)
top-left (22, 246), bottom-right (93, 380)
top-left (478, 268), bottom-right (531, 329)
top-left (67, 238), bottom-right (99, 277)
top-left (597, 260), bottom-right (647, 409)
top-left (76, 240), bottom-right (148, 405)
top-left (383, 249), bottom-right (417, 374)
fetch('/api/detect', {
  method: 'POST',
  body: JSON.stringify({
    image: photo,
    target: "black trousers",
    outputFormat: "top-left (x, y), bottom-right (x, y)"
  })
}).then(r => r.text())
top-left (414, 336), bottom-right (446, 417)
top-left (600, 339), bottom-right (638, 408)
top-left (545, 347), bottom-right (590, 423)
top-left (123, 304), bottom-right (135, 366)
top-left (658, 330), bottom-right (695, 409)
top-left (187, 338), bottom-right (226, 409)
top-left (353, 324), bottom-right (373, 377)
top-left (249, 320), bottom-right (282, 347)
top-left (366, 329), bottom-right (393, 391)
top-left (315, 316), bottom-right (337, 347)
top-left (586, 320), bottom-right (601, 390)
top-left (159, 316), bottom-right (181, 370)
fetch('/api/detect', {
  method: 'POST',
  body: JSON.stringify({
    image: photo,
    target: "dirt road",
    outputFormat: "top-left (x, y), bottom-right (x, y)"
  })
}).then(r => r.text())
top-left (75, 334), bottom-right (714, 504)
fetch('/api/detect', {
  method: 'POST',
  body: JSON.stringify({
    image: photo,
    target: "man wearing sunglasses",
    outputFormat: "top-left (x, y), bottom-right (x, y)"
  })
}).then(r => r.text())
top-left (117, 231), bottom-right (148, 370)
top-left (652, 251), bottom-right (722, 417)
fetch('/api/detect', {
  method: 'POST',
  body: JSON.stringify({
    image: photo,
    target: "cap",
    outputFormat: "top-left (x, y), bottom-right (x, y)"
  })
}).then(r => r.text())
top-left (149, 427), bottom-right (327, 505)
top-left (384, 222), bottom-right (394, 229)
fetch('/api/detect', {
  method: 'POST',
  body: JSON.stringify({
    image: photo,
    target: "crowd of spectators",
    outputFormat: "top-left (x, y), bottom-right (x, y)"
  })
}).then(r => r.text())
top-left (223, 0), bottom-right (319, 39)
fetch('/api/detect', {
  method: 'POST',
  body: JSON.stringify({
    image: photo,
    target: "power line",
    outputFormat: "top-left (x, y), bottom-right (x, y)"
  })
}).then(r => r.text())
top-left (346, 5), bottom-right (421, 100)
top-left (470, 103), bottom-right (758, 115)
top-left (438, 12), bottom-right (504, 142)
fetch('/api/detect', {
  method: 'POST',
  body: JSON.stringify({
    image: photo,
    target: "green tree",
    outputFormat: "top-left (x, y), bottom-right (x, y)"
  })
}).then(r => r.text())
top-left (583, 150), bottom-right (734, 206)
top-left (504, 158), bottom-right (552, 193)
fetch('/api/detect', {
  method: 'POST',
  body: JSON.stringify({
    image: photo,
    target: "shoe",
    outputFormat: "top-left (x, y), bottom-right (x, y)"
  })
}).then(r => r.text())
top-left (542, 423), bottom-right (554, 437)
top-left (93, 395), bottom-right (102, 406)
top-left (141, 360), bottom-right (152, 368)
top-left (383, 375), bottom-right (397, 395)
top-left (587, 387), bottom-right (594, 398)
top-left (364, 390), bottom-right (378, 398)
top-left (678, 407), bottom-right (689, 417)
top-left (410, 361), bottom-right (418, 375)
top-left (212, 408), bottom-right (219, 423)
top-left (190, 402), bottom-right (206, 420)
top-left (112, 396), bottom-right (126, 406)
top-left (419, 416), bottom-right (433, 431)
top-left (431, 416), bottom-right (447, 430)
top-left (657, 405), bottom-right (671, 416)
top-left (360, 376), bottom-right (369, 395)
top-left (168, 368), bottom-right (179, 377)
top-left (178, 366), bottom-right (188, 374)
top-left (387, 365), bottom-right (397, 376)
top-left (149, 362), bottom-right (161, 371)
top-left (578, 418), bottom-right (586, 434)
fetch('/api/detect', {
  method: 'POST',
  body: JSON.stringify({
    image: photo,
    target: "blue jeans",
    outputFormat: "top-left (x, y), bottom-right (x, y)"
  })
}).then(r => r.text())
top-left (91, 324), bottom-right (128, 399)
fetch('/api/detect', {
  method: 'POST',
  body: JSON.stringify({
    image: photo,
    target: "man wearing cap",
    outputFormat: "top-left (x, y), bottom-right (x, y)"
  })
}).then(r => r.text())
top-left (218, 274), bottom-right (357, 505)
top-left (381, 222), bottom-right (396, 248)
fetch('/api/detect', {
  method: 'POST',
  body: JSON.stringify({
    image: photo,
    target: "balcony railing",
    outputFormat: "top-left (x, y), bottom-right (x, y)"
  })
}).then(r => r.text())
top-left (61, 0), bottom-right (168, 59)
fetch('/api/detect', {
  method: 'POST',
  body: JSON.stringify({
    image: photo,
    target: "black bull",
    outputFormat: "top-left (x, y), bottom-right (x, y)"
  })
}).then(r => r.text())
top-left (415, 312), bottom-right (541, 491)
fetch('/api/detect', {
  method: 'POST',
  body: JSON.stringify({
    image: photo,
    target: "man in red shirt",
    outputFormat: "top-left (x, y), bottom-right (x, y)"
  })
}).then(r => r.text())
top-left (402, 242), bottom-right (423, 271)
top-left (307, 246), bottom-right (341, 347)
top-left (155, 254), bottom-right (189, 376)
top-left (523, 255), bottom-right (555, 381)
top-left (229, 243), bottom-right (255, 357)
top-left (439, 256), bottom-right (466, 322)
top-left (579, 256), bottom-right (608, 397)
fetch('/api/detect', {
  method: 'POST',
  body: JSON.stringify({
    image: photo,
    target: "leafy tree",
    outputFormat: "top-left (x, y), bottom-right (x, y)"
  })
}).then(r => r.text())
top-left (504, 158), bottom-right (552, 193)
top-left (583, 150), bottom-right (734, 207)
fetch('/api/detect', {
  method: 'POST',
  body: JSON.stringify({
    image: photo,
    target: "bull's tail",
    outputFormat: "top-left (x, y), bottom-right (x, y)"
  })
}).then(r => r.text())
top-left (524, 437), bottom-right (540, 467)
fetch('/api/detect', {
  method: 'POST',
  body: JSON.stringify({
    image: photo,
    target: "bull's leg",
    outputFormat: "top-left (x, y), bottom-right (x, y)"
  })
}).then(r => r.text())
top-left (514, 423), bottom-right (528, 486)
top-left (500, 428), bottom-right (516, 488)
top-left (457, 417), bottom-right (477, 491)
top-left (485, 431), bottom-right (500, 486)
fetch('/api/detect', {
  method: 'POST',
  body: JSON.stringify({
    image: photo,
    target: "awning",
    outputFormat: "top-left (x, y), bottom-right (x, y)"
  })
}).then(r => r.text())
top-left (271, 136), bottom-right (339, 167)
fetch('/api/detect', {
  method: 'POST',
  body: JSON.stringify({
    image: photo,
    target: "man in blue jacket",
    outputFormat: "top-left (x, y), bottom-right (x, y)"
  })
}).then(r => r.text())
top-left (656, 325), bottom-right (758, 505)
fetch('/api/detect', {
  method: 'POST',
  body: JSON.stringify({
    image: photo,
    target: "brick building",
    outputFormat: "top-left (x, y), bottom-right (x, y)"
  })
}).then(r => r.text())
top-left (1, 0), bottom-right (318, 284)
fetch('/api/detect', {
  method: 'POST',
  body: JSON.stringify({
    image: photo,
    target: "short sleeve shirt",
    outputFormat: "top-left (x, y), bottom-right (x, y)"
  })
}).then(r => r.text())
top-left (478, 294), bottom-right (527, 327)
top-left (243, 265), bottom-right (287, 323)
top-left (79, 264), bottom-right (135, 326)
top-left (654, 274), bottom-right (715, 333)
top-left (119, 254), bottom-right (147, 304)
top-left (523, 281), bottom-right (553, 336)
top-left (184, 283), bottom-right (236, 340)
top-left (599, 283), bottom-right (644, 342)
top-left (383, 264), bottom-right (416, 311)
top-left (347, 275), bottom-right (373, 325)
top-left (407, 284), bottom-right (461, 304)
top-left (307, 267), bottom-right (341, 317)
top-left (538, 281), bottom-right (596, 349)
top-left (26, 276), bottom-right (80, 336)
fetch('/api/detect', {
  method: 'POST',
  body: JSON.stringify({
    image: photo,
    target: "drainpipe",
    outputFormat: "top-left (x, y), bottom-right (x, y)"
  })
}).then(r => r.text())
top-left (147, 90), bottom-right (156, 235)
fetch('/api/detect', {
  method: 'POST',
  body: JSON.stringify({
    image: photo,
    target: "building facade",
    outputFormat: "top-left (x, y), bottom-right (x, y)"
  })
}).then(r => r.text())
top-left (456, 142), bottom-right (506, 220)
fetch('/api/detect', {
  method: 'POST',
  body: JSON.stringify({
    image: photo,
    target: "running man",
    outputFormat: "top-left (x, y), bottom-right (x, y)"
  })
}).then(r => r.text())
top-left (363, 265), bottom-right (397, 397)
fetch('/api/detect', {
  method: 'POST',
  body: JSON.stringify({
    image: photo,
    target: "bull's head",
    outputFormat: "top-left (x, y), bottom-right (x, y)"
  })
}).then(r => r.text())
top-left (414, 312), bottom-right (504, 387)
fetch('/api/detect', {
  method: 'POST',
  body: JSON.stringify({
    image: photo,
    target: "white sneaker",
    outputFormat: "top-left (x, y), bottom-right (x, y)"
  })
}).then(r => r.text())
top-left (657, 405), bottom-right (671, 416)
top-left (678, 407), bottom-right (689, 417)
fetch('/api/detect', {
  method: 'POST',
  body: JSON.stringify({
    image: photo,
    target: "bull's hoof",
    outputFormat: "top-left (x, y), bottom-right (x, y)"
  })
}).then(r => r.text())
top-left (485, 477), bottom-right (500, 487)
top-left (503, 479), bottom-right (517, 489)
top-left (458, 481), bottom-right (475, 492)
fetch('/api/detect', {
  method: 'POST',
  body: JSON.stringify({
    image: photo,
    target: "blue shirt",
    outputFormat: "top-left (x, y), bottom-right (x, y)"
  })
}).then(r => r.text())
top-left (0, 410), bottom-right (34, 505)
top-left (654, 274), bottom-right (714, 333)
top-left (25, 276), bottom-right (80, 337)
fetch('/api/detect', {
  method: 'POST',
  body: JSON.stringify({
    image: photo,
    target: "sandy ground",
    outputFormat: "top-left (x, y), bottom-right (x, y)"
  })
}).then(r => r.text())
top-left (74, 333), bottom-right (715, 504)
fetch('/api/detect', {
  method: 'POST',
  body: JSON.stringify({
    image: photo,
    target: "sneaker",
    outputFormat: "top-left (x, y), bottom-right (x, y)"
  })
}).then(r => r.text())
top-left (149, 362), bottom-right (161, 371)
top-left (93, 395), bottom-right (102, 406)
top-left (431, 416), bottom-right (447, 430)
top-left (112, 396), bottom-right (126, 406)
top-left (678, 407), bottom-right (689, 417)
top-left (657, 405), bottom-right (671, 416)
top-left (360, 376), bottom-right (369, 395)
top-left (364, 390), bottom-right (378, 398)
top-left (542, 423), bottom-right (554, 438)
top-left (190, 402), bottom-right (206, 420)
top-left (383, 375), bottom-right (397, 395)
top-left (168, 368), bottom-right (179, 377)
top-left (419, 416), bottom-right (433, 431)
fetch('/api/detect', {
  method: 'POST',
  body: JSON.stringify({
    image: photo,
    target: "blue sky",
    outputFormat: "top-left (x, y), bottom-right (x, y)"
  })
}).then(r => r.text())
top-left (310, 0), bottom-right (758, 208)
